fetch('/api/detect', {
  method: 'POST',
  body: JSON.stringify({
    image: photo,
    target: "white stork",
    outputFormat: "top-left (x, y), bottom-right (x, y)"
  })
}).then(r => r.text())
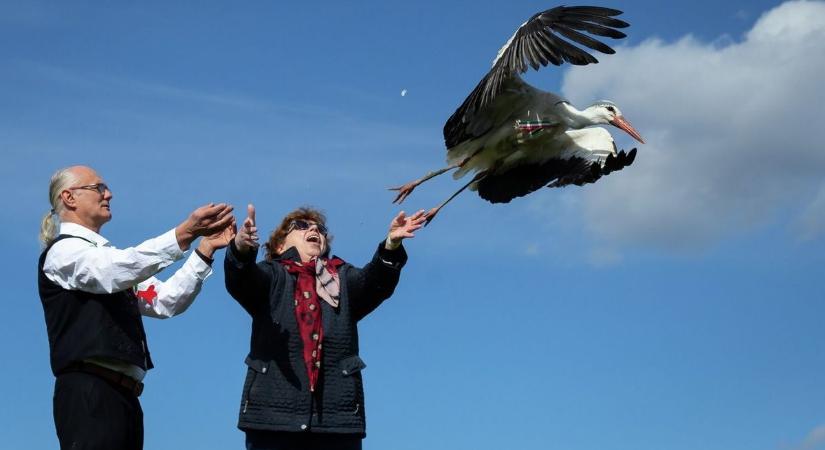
top-left (391, 5), bottom-right (645, 223)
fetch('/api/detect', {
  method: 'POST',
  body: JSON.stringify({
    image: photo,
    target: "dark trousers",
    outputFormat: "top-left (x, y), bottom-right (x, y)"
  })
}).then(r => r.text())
top-left (53, 371), bottom-right (144, 450)
top-left (245, 430), bottom-right (363, 450)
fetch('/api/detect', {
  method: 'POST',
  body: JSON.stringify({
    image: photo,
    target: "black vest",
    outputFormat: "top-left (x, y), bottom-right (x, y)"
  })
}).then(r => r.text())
top-left (38, 234), bottom-right (153, 376)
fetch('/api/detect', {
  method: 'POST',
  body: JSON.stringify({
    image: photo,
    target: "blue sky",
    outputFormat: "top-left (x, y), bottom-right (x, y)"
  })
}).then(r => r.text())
top-left (2, 1), bottom-right (824, 449)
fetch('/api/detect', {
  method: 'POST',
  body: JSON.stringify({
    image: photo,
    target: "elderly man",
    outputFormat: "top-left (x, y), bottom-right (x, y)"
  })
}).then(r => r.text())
top-left (37, 165), bottom-right (234, 450)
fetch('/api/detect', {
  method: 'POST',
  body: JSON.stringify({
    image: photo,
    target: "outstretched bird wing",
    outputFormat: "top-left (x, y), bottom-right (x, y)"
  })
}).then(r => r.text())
top-left (474, 127), bottom-right (635, 203)
top-left (476, 148), bottom-right (636, 203)
top-left (444, 6), bottom-right (629, 150)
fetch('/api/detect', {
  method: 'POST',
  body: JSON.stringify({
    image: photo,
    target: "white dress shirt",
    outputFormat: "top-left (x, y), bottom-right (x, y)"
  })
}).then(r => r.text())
top-left (42, 222), bottom-right (213, 380)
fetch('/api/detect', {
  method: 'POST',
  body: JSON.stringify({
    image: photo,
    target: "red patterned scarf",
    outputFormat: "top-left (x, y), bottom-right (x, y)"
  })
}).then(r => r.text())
top-left (279, 257), bottom-right (344, 392)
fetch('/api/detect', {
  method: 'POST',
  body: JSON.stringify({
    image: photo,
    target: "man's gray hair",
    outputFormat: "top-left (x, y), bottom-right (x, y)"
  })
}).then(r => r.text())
top-left (39, 167), bottom-right (79, 247)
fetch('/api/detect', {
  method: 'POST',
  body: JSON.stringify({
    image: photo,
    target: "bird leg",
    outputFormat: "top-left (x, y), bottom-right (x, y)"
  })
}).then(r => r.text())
top-left (389, 157), bottom-right (472, 204)
top-left (389, 165), bottom-right (456, 204)
top-left (424, 170), bottom-right (489, 226)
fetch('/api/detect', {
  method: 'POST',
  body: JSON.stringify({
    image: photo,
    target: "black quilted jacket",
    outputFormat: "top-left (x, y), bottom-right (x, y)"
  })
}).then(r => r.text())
top-left (224, 240), bottom-right (407, 436)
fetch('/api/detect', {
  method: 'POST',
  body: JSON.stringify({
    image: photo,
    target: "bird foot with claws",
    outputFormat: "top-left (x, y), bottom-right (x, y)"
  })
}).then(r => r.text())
top-left (389, 181), bottom-right (419, 204)
top-left (424, 207), bottom-right (441, 226)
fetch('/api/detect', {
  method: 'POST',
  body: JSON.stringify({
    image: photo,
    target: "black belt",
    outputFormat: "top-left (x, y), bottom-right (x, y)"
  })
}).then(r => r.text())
top-left (60, 361), bottom-right (145, 397)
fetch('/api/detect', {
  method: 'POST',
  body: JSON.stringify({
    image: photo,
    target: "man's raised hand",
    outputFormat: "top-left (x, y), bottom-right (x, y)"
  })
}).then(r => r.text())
top-left (176, 203), bottom-right (234, 250)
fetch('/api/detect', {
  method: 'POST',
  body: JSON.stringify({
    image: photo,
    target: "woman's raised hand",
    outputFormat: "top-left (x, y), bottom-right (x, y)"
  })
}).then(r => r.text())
top-left (234, 203), bottom-right (260, 254)
top-left (387, 210), bottom-right (427, 245)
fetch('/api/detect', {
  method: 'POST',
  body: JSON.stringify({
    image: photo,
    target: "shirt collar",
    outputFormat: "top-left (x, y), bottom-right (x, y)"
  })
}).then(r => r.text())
top-left (274, 246), bottom-right (301, 262)
top-left (59, 222), bottom-right (110, 247)
top-left (274, 246), bottom-right (342, 267)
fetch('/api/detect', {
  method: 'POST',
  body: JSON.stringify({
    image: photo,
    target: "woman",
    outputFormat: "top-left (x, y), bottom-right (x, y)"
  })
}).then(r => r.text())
top-left (224, 204), bottom-right (426, 450)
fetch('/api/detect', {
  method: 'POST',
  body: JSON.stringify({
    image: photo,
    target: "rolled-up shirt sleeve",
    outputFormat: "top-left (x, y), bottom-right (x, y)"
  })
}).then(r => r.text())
top-left (135, 251), bottom-right (212, 319)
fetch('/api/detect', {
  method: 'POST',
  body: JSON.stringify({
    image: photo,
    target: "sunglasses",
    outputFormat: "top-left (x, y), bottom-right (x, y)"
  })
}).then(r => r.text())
top-left (287, 219), bottom-right (328, 236)
top-left (68, 183), bottom-right (110, 195)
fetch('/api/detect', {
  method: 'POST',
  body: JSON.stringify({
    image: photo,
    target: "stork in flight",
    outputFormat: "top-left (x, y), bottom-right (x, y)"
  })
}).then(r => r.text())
top-left (391, 5), bottom-right (645, 223)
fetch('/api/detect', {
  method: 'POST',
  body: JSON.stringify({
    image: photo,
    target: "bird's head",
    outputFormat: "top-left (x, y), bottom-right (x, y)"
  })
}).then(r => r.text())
top-left (585, 101), bottom-right (645, 144)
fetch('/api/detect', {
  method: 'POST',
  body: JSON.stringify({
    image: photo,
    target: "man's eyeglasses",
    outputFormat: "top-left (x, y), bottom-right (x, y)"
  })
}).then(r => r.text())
top-left (287, 219), bottom-right (328, 236)
top-left (68, 183), bottom-right (110, 195)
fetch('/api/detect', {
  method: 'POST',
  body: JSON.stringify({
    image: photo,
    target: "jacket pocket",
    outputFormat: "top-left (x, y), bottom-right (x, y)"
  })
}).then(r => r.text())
top-left (242, 356), bottom-right (271, 413)
top-left (245, 356), bottom-right (271, 374)
top-left (339, 355), bottom-right (366, 376)
top-left (339, 355), bottom-right (366, 416)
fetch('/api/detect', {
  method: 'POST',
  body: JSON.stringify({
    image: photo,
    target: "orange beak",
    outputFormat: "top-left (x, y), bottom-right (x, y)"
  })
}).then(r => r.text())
top-left (610, 115), bottom-right (646, 144)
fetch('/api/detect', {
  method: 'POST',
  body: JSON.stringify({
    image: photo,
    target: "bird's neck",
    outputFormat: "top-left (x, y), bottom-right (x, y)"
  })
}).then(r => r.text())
top-left (557, 102), bottom-right (596, 128)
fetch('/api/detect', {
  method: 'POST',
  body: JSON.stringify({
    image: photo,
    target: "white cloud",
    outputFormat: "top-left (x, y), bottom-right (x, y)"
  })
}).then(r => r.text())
top-left (789, 422), bottom-right (825, 450)
top-left (553, 0), bottom-right (825, 253)
top-left (804, 424), bottom-right (825, 450)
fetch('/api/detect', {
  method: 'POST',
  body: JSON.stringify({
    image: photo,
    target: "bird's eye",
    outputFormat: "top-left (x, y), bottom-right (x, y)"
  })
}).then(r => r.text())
top-left (606, 106), bottom-right (615, 113)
